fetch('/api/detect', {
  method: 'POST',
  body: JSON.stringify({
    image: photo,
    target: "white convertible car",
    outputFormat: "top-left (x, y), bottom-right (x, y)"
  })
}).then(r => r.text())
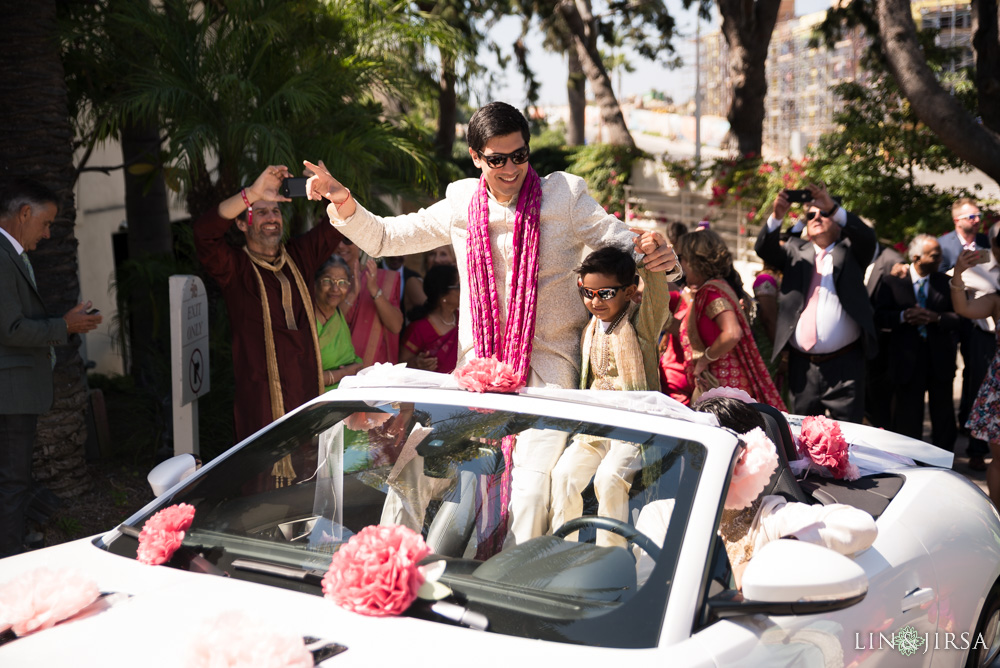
top-left (1, 370), bottom-right (998, 667)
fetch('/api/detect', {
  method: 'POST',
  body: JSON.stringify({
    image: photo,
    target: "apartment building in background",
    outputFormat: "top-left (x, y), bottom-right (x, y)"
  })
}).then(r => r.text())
top-left (698, 0), bottom-right (971, 158)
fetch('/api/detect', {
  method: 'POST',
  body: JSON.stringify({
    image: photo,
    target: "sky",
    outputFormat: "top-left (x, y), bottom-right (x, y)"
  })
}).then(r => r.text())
top-left (486, 0), bottom-right (834, 109)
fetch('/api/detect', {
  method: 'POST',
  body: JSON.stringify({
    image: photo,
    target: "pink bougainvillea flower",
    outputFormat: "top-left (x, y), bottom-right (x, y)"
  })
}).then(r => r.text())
top-left (137, 503), bottom-right (195, 565)
top-left (0, 567), bottom-right (100, 637)
top-left (186, 612), bottom-right (313, 668)
top-left (454, 357), bottom-right (524, 394)
top-left (798, 415), bottom-right (859, 480)
top-left (696, 386), bottom-right (757, 405)
top-left (322, 525), bottom-right (430, 617)
top-left (725, 427), bottom-right (778, 510)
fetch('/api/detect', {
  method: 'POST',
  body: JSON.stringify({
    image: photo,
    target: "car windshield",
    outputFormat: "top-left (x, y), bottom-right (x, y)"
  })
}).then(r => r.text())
top-left (105, 397), bottom-right (706, 648)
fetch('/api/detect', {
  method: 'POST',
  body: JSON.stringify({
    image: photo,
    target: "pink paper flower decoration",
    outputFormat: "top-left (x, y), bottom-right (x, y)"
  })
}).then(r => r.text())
top-left (343, 411), bottom-right (392, 431)
top-left (0, 567), bottom-right (100, 636)
top-left (798, 415), bottom-right (859, 480)
top-left (137, 502), bottom-right (196, 565)
top-left (186, 612), bottom-right (313, 668)
top-left (697, 386), bottom-right (757, 404)
top-left (725, 427), bottom-right (778, 510)
top-left (322, 524), bottom-right (430, 617)
top-left (454, 356), bottom-right (524, 394)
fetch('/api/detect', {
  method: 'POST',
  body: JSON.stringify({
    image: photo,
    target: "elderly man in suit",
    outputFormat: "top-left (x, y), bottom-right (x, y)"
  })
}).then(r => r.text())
top-left (0, 178), bottom-right (101, 558)
top-left (755, 183), bottom-right (877, 422)
top-left (875, 235), bottom-right (959, 449)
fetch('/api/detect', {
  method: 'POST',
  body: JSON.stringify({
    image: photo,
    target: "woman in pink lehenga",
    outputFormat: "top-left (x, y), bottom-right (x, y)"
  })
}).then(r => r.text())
top-left (676, 229), bottom-right (786, 410)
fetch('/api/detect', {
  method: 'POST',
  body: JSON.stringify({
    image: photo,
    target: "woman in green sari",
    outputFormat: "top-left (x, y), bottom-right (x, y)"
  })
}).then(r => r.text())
top-left (313, 256), bottom-right (364, 390)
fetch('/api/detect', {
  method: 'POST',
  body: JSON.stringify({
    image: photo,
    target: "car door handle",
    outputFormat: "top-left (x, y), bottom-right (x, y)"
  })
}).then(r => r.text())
top-left (901, 587), bottom-right (935, 613)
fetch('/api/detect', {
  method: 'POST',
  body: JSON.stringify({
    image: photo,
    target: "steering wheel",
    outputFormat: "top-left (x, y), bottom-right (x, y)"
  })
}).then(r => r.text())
top-left (551, 516), bottom-right (661, 561)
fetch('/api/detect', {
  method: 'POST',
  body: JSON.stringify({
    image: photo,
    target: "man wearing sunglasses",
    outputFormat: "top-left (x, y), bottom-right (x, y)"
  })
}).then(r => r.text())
top-left (305, 101), bottom-right (681, 546)
top-left (755, 183), bottom-right (877, 423)
top-left (939, 198), bottom-right (993, 469)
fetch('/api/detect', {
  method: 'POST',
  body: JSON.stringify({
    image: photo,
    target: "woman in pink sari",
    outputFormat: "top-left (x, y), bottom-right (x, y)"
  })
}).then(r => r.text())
top-left (336, 238), bottom-right (404, 366)
top-left (676, 230), bottom-right (786, 409)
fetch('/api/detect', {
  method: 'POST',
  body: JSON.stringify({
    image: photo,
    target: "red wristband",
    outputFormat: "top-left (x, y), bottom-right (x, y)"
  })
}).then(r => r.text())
top-left (334, 189), bottom-right (352, 213)
top-left (240, 188), bottom-right (253, 226)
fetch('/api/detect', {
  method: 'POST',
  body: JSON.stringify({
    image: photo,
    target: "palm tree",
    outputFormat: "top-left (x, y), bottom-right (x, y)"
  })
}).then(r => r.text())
top-left (111, 0), bottom-right (438, 219)
top-left (0, 0), bottom-right (93, 497)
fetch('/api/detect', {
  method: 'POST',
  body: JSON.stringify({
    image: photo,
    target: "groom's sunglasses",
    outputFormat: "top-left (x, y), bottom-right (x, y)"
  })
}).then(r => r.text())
top-left (476, 145), bottom-right (531, 169)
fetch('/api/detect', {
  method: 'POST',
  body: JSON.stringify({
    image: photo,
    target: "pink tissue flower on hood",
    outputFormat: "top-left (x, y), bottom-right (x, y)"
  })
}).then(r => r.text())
top-left (798, 415), bottom-right (859, 481)
top-left (137, 503), bottom-right (196, 565)
top-left (454, 356), bottom-right (524, 394)
top-left (323, 524), bottom-right (430, 617)
top-left (725, 427), bottom-right (778, 510)
top-left (0, 567), bottom-right (100, 636)
top-left (186, 612), bottom-right (313, 668)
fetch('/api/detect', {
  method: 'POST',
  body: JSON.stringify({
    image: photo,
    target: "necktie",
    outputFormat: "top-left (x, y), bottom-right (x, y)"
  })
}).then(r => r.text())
top-left (22, 253), bottom-right (56, 368)
top-left (20, 252), bottom-right (36, 288)
top-left (916, 278), bottom-right (929, 339)
top-left (799, 248), bottom-right (826, 351)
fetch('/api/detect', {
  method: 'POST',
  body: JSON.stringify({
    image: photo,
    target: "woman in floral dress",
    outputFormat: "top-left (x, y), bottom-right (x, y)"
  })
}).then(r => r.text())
top-left (952, 245), bottom-right (1000, 507)
top-left (676, 229), bottom-right (786, 410)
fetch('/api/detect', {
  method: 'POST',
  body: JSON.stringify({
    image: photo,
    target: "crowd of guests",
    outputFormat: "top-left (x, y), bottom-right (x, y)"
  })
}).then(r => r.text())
top-left (659, 193), bottom-right (1000, 508)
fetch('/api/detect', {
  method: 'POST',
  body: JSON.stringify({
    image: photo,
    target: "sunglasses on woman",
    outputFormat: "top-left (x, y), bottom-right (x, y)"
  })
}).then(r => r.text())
top-left (476, 145), bottom-right (531, 169)
top-left (578, 284), bottom-right (628, 301)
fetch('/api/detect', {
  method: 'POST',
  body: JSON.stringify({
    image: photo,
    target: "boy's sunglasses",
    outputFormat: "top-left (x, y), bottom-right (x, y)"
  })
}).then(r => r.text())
top-left (476, 145), bottom-right (530, 169)
top-left (578, 284), bottom-right (628, 301)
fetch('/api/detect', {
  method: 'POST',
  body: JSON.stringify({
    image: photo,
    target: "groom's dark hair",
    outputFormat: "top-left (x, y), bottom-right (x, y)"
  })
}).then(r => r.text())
top-left (467, 102), bottom-right (530, 153)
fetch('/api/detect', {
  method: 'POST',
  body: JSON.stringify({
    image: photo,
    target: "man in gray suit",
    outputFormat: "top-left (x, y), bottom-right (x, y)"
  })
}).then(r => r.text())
top-left (0, 178), bottom-right (101, 558)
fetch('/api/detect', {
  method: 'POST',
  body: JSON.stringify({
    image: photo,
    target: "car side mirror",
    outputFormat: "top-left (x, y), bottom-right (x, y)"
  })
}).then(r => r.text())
top-left (706, 539), bottom-right (868, 618)
top-left (147, 453), bottom-right (198, 496)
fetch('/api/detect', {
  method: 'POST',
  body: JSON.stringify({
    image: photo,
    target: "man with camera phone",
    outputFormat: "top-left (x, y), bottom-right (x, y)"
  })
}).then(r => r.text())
top-left (755, 183), bottom-right (877, 423)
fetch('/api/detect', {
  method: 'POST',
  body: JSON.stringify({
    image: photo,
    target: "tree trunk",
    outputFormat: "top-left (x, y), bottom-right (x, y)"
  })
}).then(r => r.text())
top-left (717, 0), bottom-right (782, 156)
top-left (0, 0), bottom-right (92, 498)
top-left (435, 53), bottom-right (458, 160)
top-left (557, 0), bottom-right (635, 147)
top-left (120, 119), bottom-right (173, 392)
top-left (567, 46), bottom-right (587, 146)
top-left (972, 0), bottom-right (1000, 134)
top-left (875, 0), bottom-right (1000, 183)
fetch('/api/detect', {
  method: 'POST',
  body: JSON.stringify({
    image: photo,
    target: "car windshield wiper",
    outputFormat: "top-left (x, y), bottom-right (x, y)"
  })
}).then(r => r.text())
top-left (230, 557), bottom-right (326, 585)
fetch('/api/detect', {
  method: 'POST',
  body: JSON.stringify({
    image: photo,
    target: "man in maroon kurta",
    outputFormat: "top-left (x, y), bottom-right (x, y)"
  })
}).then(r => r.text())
top-left (194, 165), bottom-right (342, 443)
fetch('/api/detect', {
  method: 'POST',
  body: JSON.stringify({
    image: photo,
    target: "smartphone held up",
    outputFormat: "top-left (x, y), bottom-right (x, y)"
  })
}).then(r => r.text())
top-left (784, 189), bottom-right (812, 204)
top-left (280, 177), bottom-right (308, 198)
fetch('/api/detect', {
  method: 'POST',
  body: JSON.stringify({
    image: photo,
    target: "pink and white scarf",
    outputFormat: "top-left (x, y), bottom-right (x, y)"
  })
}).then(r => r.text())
top-left (465, 166), bottom-right (542, 558)
top-left (465, 167), bottom-right (542, 385)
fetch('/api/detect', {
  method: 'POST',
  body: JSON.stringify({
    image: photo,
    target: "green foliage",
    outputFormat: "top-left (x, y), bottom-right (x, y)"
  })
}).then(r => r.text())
top-left (61, 0), bottom-right (442, 215)
top-left (807, 72), bottom-right (979, 242)
top-left (566, 144), bottom-right (648, 219)
top-left (54, 516), bottom-right (83, 538)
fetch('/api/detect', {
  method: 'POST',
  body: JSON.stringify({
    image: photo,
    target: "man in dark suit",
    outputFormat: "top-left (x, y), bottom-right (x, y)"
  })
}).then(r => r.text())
top-left (864, 243), bottom-right (906, 428)
top-left (0, 178), bottom-right (102, 558)
top-left (938, 198), bottom-right (988, 272)
top-left (756, 183), bottom-right (877, 422)
top-left (938, 198), bottom-right (993, 467)
top-left (875, 235), bottom-right (959, 449)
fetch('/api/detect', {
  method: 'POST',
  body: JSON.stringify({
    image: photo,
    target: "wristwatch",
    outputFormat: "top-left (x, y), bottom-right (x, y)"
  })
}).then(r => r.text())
top-left (822, 202), bottom-right (839, 217)
top-left (373, 288), bottom-right (383, 301)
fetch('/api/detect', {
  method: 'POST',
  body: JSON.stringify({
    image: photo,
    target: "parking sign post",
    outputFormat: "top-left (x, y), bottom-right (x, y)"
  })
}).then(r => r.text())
top-left (169, 275), bottom-right (211, 456)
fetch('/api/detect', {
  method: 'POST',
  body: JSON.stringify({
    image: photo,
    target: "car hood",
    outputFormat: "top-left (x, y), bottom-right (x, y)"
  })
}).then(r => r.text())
top-left (0, 537), bottom-right (634, 667)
